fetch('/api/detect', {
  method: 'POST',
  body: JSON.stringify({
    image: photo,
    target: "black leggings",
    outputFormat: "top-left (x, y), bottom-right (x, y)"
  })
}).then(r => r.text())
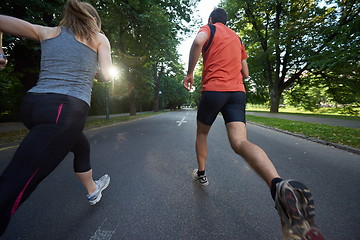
top-left (0, 93), bottom-right (91, 235)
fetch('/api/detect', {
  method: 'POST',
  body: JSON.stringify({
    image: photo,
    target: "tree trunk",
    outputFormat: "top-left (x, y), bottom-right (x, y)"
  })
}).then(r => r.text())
top-left (129, 86), bottom-right (136, 116)
top-left (127, 69), bottom-right (136, 116)
top-left (269, 88), bottom-right (281, 113)
top-left (153, 87), bottom-right (160, 112)
top-left (152, 64), bottom-right (164, 112)
top-left (138, 99), bottom-right (143, 112)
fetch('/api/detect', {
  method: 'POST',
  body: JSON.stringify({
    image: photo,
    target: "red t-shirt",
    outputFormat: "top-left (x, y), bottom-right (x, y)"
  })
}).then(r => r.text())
top-left (199, 23), bottom-right (248, 92)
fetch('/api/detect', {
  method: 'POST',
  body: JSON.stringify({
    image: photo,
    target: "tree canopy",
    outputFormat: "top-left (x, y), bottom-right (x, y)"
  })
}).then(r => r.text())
top-left (0, 0), bottom-right (198, 120)
top-left (1, 0), bottom-right (358, 120)
top-left (222, 0), bottom-right (359, 113)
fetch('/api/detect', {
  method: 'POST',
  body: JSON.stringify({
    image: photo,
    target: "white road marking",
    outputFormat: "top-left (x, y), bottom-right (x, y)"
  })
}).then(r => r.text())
top-left (176, 117), bottom-right (187, 126)
top-left (89, 218), bottom-right (116, 240)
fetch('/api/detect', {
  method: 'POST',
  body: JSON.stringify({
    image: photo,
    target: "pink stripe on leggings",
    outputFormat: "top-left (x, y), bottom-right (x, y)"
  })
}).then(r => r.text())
top-left (11, 168), bottom-right (40, 217)
top-left (56, 103), bottom-right (64, 124)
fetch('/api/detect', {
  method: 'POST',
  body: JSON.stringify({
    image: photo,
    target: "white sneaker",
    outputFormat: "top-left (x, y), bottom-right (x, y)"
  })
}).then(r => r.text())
top-left (87, 174), bottom-right (110, 205)
top-left (192, 169), bottom-right (209, 186)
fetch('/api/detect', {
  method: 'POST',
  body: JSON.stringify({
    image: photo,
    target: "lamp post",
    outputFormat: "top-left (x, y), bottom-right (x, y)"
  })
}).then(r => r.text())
top-left (105, 82), bottom-right (110, 120)
top-left (159, 90), bottom-right (163, 111)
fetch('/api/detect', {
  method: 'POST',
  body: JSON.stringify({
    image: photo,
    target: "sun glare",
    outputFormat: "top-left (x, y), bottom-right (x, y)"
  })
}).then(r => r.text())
top-left (109, 66), bottom-right (119, 79)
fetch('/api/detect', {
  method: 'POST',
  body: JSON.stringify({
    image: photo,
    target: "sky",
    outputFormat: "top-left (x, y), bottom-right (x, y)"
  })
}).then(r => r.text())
top-left (177, 0), bottom-right (221, 68)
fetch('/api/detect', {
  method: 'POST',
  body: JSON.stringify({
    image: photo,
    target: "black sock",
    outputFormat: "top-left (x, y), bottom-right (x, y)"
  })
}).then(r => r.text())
top-left (270, 178), bottom-right (283, 201)
top-left (197, 170), bottom-right (205, 176)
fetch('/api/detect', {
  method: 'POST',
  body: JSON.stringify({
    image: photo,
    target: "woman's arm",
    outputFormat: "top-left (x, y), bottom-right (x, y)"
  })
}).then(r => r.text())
top-left (96, 33), bottom-right (113, 82)
top-left (0, 15), bottom-right (43, 42)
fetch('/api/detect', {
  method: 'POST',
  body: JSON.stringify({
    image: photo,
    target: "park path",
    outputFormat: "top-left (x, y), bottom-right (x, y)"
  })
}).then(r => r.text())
top-left (246, 111), bottom-right (360, 129)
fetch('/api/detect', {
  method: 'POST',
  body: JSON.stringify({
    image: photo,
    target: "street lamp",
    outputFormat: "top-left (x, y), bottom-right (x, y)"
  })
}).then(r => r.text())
top-left (159, 90), bottom-right (163, 111)
top-left (105, 83), bottom-right (110, 120)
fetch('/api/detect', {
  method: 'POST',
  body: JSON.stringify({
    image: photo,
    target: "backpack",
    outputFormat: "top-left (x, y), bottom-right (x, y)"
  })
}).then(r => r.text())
top-left (203, 24), bottom-right (216, 52)
top-left (203, 24), bottom-right (243, 52)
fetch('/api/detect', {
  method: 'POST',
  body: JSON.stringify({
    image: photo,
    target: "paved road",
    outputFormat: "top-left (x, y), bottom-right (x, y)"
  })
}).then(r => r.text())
top-left (0, 110), bottom-right (359, 239)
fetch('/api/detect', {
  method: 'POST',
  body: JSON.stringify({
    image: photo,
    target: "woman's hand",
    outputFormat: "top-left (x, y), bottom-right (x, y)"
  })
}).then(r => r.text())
top-left (0, 32), bottom-right (7, 70)
top-left (0, 54), bottom-right (7, 70)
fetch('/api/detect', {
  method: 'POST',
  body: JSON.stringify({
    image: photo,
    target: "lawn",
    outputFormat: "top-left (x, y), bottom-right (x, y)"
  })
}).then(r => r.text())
top-left (246, 105), bottom-right (359, 149)
top-left (247, 104), bottom-right (360, 121)
top-left (246, 115), bottom-right (359, 149)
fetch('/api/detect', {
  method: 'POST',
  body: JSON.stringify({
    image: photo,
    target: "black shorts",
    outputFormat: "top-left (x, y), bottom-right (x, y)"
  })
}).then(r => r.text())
top-left (197, 91), bottom-right (246, 126)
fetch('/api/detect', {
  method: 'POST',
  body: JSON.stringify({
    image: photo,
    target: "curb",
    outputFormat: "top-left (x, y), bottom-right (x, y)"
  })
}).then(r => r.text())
top-left (248, 121), bottom-right (360, 155)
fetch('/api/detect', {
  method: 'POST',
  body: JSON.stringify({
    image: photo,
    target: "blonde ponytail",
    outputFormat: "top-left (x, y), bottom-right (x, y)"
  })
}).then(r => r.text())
top-left (59, 0), bottom-right (101, 41)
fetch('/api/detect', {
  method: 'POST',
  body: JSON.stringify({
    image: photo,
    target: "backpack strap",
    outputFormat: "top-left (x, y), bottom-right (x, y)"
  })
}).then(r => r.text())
top-left (203, 24), bottom-right (216, 52)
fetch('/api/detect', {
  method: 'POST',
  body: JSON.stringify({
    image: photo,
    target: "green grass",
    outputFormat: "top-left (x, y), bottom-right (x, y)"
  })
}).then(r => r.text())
top-left (84, 112), bottom-right (162, 129)
top-left (0, 112), bottom-right (162, 146)
top-left (0, 129), bottom-right (29, 146)
top-left (247, 115), bottom-right (360, 149)
top-left (247, 104), bottom-right (360, 121)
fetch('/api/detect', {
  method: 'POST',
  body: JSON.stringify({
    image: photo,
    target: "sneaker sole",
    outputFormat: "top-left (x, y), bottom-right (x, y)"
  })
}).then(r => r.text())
top-left (277, 180), bottom-right (323, 239)
top-left (198, 181), bottom-right (209, 186)
top-left (304, 228), bottom-right (324, 240)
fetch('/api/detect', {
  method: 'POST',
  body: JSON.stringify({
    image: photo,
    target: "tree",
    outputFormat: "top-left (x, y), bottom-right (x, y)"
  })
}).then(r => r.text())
top-left (0, 0), bottom-right (64, 121)
top-left (307, 0), bottom-right (360, 110)
top-left (284, 75), bottom-right (328, 111)
top-left (93, 0), bottom-right (198, 115)
top-left (160, 62), bottom-right (188, 110)
top-left (0, 0), bottom-right (199, 119)
top-left (223, 0), bottom-right (359, 112)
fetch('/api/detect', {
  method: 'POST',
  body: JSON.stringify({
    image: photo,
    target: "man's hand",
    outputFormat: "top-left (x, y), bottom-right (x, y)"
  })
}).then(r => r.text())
top-left (183, 74), bottom-right (194, 91)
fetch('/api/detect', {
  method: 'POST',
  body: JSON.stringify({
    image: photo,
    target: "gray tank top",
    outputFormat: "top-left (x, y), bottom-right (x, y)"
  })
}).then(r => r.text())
top-left (29, 26), bottom-right (98, 106)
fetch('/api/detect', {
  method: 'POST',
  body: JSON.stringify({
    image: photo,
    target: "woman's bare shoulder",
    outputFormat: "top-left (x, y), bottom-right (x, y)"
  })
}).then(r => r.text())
top-left (38, 26), bottom-right (61, 42)
top-left (96, 32), bottom-right (110, 44)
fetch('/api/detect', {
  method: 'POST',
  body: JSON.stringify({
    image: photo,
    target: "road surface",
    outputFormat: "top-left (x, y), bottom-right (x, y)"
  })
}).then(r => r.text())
top-left (0, 109), bottom-right (359, 239)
